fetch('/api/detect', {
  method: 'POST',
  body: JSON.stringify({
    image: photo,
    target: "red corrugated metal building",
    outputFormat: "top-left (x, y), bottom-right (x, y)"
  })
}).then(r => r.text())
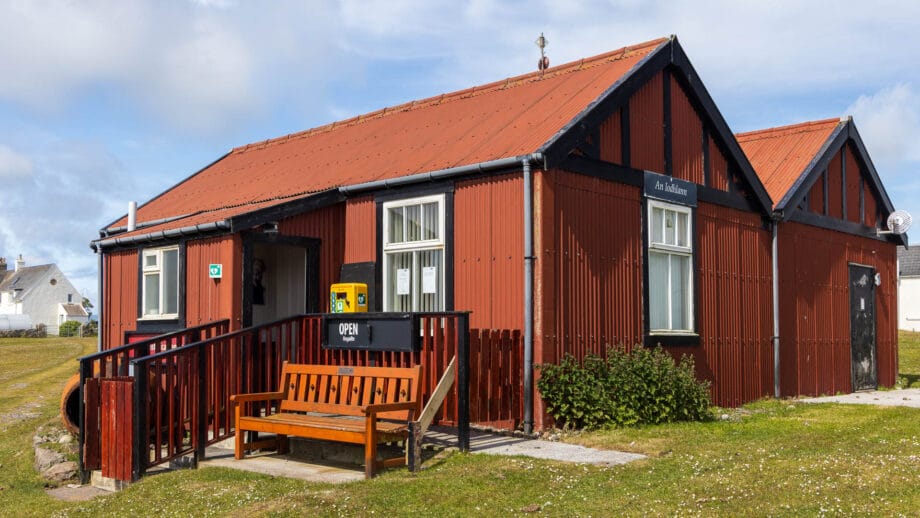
top-left (91, 36), bottom-right (904, 431)
top-left (738, 118), bottom-right (902, 397)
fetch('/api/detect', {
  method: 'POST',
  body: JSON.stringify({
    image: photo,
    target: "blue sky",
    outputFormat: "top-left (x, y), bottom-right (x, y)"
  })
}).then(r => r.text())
top-left (1, 0), bottom-right (919, 307)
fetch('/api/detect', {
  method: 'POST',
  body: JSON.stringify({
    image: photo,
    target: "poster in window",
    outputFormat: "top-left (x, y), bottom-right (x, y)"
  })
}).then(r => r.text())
top-left (422, 266), bottom-right (437, 294)
top-left (396, 268), bottom-right (411, 295)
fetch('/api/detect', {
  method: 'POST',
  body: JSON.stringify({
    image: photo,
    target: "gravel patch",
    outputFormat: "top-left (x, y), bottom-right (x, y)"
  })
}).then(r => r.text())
top-left (800, 388), bottom-right (920, 408)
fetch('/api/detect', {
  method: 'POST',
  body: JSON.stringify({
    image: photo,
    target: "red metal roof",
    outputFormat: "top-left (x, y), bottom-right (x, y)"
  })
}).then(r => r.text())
top-left (106, 38), bottom-right (668, 239)
top-left (736, 118), bottom-right (843, 208)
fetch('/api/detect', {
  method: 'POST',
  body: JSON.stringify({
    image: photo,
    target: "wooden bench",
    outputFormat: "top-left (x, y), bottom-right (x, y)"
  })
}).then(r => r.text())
top-left (230, 362), bottom-right (423, 478)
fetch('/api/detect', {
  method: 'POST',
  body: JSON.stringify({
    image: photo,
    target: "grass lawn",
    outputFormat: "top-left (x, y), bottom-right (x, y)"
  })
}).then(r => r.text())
top-left (0, 336), bottom-right (96, 517)
top-left (898, 330), bottom-right (920, 388)
top-left (1, 335), bottom-right (918, 516)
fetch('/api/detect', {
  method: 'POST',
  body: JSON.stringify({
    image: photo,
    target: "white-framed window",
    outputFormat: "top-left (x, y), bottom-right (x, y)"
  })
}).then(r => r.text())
top-left (648, 200), bottom-right (694, 333)
top-left (382, 194), bottom-right (445, 312)
top-left (142, 246), bottom-right (179, 319)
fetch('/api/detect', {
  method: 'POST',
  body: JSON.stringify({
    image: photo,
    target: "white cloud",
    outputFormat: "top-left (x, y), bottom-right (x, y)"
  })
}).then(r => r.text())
top-left (0, 1), bottom-right (344, 135)
top-left (0, 145), bottom-right (34, 179)
top-left (847, 83), bottom-right (920, 169)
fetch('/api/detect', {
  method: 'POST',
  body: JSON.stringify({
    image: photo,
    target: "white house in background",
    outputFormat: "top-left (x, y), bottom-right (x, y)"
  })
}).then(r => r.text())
top-left (898, 247), bottom-right (920, 331)
top-left (0, 255), bottom-right (88, 335)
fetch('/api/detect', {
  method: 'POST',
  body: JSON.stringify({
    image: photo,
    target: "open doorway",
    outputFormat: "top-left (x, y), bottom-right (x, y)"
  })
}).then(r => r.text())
top-left (242, 235), bottom-right (320, 327)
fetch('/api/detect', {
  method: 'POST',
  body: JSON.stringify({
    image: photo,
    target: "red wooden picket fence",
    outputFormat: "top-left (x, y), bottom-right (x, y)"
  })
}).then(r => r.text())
top-left (79, 313), bottom-right (524, 481)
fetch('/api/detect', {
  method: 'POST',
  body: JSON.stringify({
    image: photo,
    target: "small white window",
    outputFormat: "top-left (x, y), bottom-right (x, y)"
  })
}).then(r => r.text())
top-left (648, 200), bottom-right (693, 333)
top-left (382, 195), bottom-right (445, 311)
top-left (142, 246), bottom-right (179, 319)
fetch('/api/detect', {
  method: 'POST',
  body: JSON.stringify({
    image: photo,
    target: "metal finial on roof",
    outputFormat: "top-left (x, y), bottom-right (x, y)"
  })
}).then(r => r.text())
top-left (535, 33), bottom-right (549, 76)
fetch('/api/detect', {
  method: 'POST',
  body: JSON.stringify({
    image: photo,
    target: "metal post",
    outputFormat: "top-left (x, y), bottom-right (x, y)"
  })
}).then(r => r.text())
top-left (196, 346), bottom-right (208, 462)
top-left (132, 361), bottom-right (148, 481)
top-left (77, 358), bottom-right (91, 483)
top-left (457, 313), bottom-right (470, 452)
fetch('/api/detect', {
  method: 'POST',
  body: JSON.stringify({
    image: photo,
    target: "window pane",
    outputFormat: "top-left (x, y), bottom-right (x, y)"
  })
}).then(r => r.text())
top-left (423, 202), bottom-right (439, 240)
top-left (651, 207), bottom-right (664, 244)
top-left (664, 210), bottom-right (676, 245)
top-left (677, 212), bottom-right (689, 247)
top-left (144, 274), bottom-right (160, 315)
top-left (670, 255), bottom-right (691, 330)
top-left (144, 254), bottom-right (157, 268)
top-left (388, 207), bottom-right (404, 244)
top-left (649, 252), bottom-right (669, 330)
top-left (163, 249), bottom-right (179, 315)
top-left (386, 252), bottom-right (412, 311)
top-left (416, 249), bottom-right (442, 311)
top-left (405, 204), bottom-right (421, 242)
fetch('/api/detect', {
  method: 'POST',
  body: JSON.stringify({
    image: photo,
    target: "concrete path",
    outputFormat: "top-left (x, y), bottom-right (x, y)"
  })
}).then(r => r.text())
top-left (194, 427), bottom-right (645, 484)
top-left (426, 426), bottom-right (646, 466)
top-left (800, 388), bottom-right (920, 408)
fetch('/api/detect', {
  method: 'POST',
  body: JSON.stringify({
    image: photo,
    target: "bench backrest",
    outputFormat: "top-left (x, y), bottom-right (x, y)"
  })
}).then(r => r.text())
top-left (277, 362), bottom-right (423, 421)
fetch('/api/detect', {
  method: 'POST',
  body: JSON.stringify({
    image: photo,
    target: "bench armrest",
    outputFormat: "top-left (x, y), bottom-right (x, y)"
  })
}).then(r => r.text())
top-left (362, 401), bottom-right (419, 415)
top-left (230, 391), bottom-right (285, 404)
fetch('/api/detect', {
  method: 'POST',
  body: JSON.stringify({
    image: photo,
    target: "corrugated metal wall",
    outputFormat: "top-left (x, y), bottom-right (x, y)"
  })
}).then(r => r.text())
top-left (279, 204), bottom-right (346, 312)
top-left (535, 169), bottom-right (643, 365)
top-left (534, 169), bottom-right (775, 409)
top-left (709, 138), bottom-right (730, 191)
top-left (809, 172), bottom-right (825, 213)
top-left (691, 203), bottom-right (774, 407)
top-left (103, 249), bottom-right (138, 349)
top-left (778, 221), bottom-right (898, 396)
top-left (864, 182), bottom-right (878, 227)
top-left (670, 76), bottom-right (705, 185)
top-left (185, 235), bottom-right (241, 330)
top-left (344, 196), bottom-right (375, 263)
top-left (629, 72), bottom-right (664, 173)
top-left (845, 145), bottom-right (861, 223)
top-left (599, 109), bottom-right (622, 164)
top-left (454, 173), bottom-right (524, 330)
top-left (827, 153), bottom-right (843, 218)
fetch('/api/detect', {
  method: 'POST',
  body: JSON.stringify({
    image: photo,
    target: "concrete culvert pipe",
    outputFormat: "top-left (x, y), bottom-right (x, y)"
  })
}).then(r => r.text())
top-left (60, 374), bottom-right (81, 435)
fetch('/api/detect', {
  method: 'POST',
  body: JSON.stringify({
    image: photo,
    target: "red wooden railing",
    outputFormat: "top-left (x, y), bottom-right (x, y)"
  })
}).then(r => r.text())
top-left (79, 320), bottom-right (229, 474)
top-left (80, 313), bottom-right (525, 481)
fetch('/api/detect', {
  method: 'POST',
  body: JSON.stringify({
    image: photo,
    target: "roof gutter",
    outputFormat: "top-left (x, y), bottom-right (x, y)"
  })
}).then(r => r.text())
top-left (338, 154), bottom-right (546, 196)
top-left (100, 213), bottom-right (196, 238)
top-left (91, 220), bottom-right (231, 252)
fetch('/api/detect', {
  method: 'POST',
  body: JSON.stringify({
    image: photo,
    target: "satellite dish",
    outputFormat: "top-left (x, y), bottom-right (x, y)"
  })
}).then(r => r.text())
top-left (878, 209), bottom-right (912, 235)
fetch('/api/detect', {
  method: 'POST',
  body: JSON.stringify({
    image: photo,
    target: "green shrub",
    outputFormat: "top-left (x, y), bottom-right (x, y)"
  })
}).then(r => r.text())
top-left (58, 320), bottom-right (82, 337)
top-left (81, 320), bottom-right (98, 337)
top-left (537, 346), bottom-right (712, 429)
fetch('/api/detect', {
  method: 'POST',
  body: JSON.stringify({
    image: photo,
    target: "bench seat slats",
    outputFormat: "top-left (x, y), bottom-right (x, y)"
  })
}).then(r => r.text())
top-left (233, 362), bottom-right (423, 479)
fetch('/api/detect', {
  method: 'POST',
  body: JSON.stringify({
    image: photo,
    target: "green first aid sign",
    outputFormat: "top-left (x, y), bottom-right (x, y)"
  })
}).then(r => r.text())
top-left (209, 264), bottom-right (222, 278)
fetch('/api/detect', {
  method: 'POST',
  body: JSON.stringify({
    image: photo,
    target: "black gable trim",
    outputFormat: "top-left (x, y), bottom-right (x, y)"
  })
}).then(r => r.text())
top-left (540, 36), bottom-right (773, 218)
top-left (560, 155), bottom-right (756, 211)
top-left (776, 120), bottom-right (905, 247)
top-left (540, 40), bottom-right (671, 168)
top-left (789, 211), bottom-right (904, 245)
top-left (846, 123), bottom-right (897, 215)
top-left (228, 189), bottom-right (345, 232)
top-left (668, 41), bottom-right (773, 215)
top-left (775, 123), bottom-right (847, 215)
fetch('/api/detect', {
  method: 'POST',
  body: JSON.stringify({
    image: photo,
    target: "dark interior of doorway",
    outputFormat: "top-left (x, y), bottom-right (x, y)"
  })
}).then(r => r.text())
top-left (242, 234), bottom-right (320, 327)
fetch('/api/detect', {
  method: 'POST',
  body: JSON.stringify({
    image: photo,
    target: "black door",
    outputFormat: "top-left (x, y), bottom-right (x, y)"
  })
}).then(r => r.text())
top-left (849, 264), bottom-right (877, 391)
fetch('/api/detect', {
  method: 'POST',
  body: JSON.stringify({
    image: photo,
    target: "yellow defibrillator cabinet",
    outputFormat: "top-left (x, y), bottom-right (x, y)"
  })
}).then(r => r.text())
top-left (329, 283), bottom-right (368, 313)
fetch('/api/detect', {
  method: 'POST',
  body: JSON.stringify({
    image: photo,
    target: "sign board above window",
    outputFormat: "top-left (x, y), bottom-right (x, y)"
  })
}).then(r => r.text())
top-left (644, 171), bottom-right (697, 207)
